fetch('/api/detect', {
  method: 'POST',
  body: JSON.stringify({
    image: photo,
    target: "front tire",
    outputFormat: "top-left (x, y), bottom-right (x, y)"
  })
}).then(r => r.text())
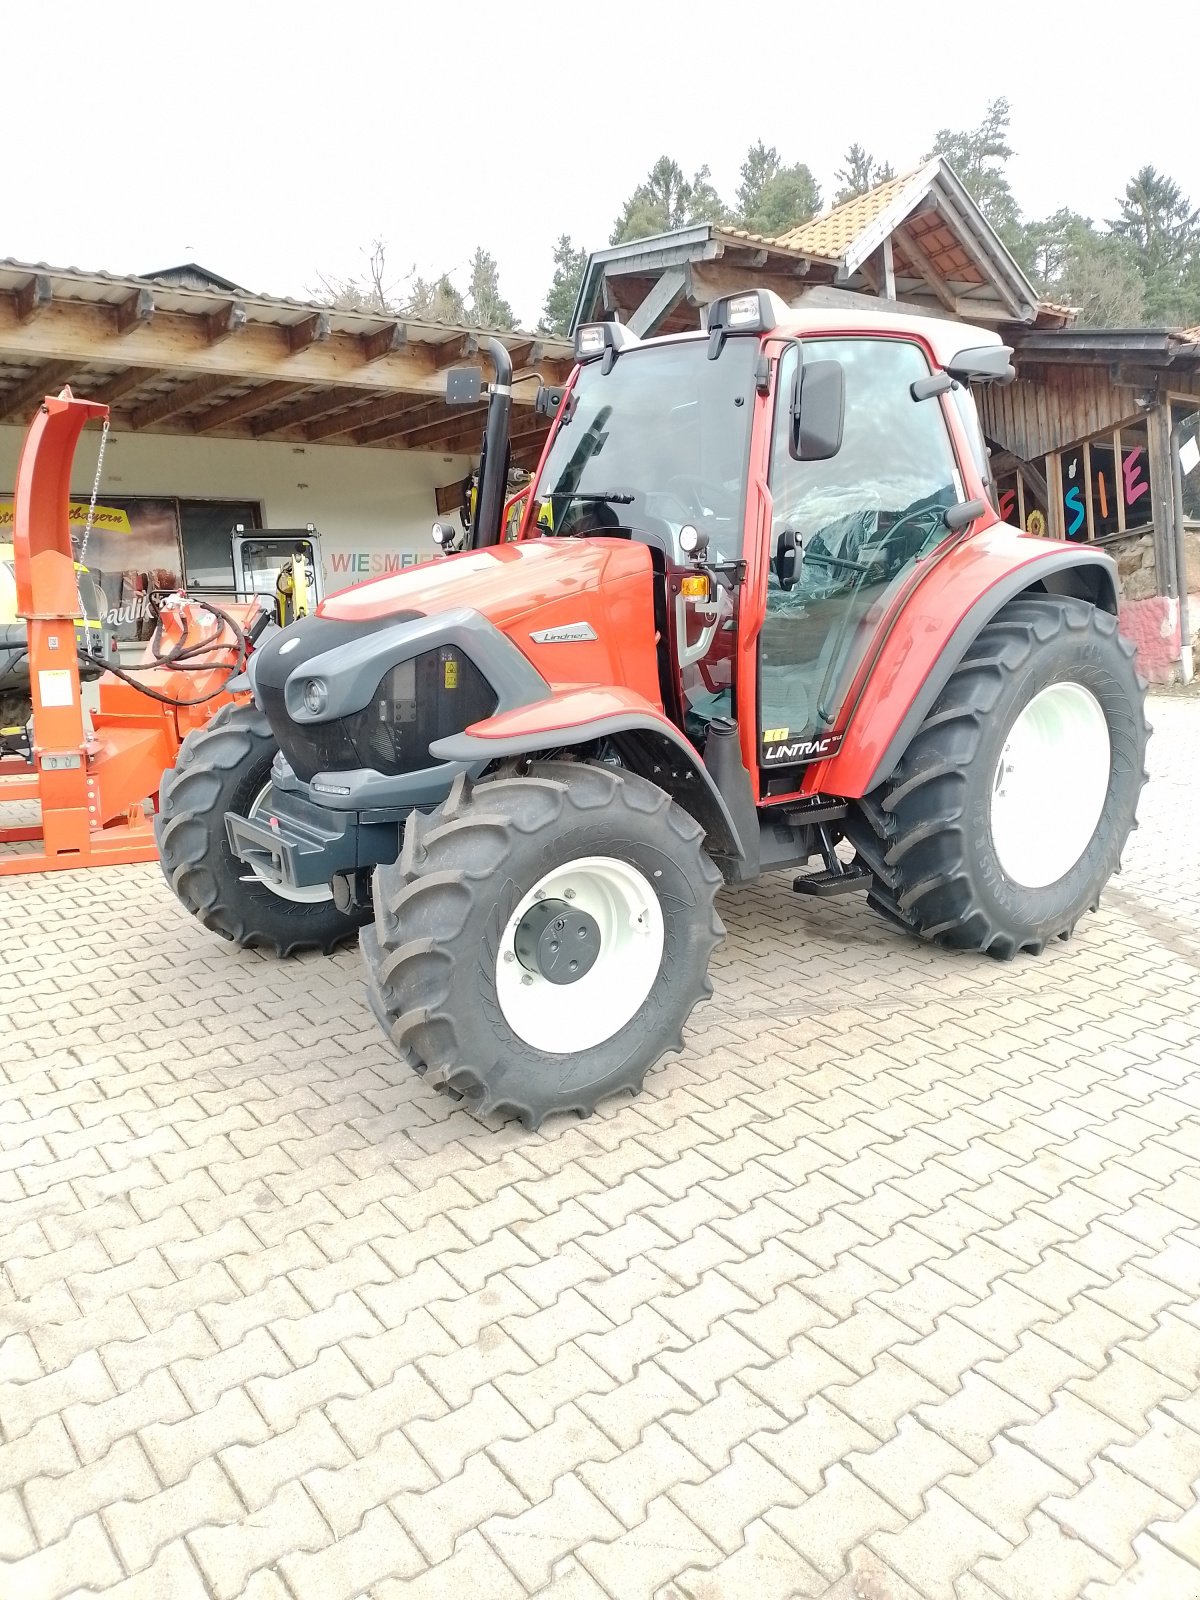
top-left (362, 762), bottom-right (724, 1128)
top-left (156, 701), bottom-right (368, 956)
top-left (850, 595), bottom-right (1149, 958)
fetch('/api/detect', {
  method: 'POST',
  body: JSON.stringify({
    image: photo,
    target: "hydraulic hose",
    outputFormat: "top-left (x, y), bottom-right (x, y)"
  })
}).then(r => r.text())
top-left (77, 595), bottom-right (250, 709)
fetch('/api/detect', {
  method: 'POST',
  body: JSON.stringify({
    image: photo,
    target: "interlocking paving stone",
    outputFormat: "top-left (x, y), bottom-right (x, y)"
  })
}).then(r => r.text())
top-left (1, 692), bottom-right (1198, 1598)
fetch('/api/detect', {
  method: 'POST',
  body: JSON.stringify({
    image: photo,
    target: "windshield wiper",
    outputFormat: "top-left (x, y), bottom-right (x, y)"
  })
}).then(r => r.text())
top-left (569, 491), bottom-right (634, 505)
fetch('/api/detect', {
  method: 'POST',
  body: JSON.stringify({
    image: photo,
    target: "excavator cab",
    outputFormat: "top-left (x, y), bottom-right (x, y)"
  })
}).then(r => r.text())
top-left (232, 527), bottom-right (323, 628)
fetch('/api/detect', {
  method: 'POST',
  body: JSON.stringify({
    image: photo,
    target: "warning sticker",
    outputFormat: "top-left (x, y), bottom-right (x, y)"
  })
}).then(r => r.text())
top-left (37, 670), bottom-right (74, 708)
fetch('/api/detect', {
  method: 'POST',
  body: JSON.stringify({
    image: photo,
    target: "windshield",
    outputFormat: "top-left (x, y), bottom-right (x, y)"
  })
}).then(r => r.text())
top-left (532, 337), bottom-right (757, 561)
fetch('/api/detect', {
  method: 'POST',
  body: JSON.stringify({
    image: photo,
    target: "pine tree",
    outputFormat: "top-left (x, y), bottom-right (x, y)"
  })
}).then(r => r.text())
top-left (833, 144), bottom-right (895, 206)
top-left (610, 156), bottom-right (728, 245)
top-left (405, 273), bottom-right (466, 323)
top-left (540, 235), bottom-right (588, 335)
top-left (735, 140), bottom-right (820, 236)
top-left (1023, 209), bottom-right (1145, 327)
top-left (1108, 167), bottom-right (1200, 324)
top-left (465, 247), bottom-right (516, 330)
top-left (925, 98), bottom-right (1022, 250)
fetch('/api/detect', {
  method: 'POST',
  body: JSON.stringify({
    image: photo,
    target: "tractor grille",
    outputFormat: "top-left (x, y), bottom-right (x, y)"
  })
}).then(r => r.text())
top-left (260, 645), bottom-right (497, 782)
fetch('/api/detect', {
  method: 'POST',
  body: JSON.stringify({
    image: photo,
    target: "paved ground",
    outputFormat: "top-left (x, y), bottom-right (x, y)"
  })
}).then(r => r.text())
top-left (2, 694), bottom-right (1199, 1600)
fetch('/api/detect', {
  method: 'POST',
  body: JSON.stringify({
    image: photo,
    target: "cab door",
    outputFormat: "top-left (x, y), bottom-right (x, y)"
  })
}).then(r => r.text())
top-left (759, 336), bottom-right (964, 775)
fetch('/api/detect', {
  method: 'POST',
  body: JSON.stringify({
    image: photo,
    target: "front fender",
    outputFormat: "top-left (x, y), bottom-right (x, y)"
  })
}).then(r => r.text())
top-left (808, 527), bottom-right (1119, 799)
top-left (430, 685), bottom-right (747, 861)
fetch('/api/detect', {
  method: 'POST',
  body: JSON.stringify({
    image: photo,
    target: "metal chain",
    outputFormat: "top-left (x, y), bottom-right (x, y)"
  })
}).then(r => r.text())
top-left (75, 417), bottom-right (110, 653)
top-left (76, 417), bottom-right (110, 573)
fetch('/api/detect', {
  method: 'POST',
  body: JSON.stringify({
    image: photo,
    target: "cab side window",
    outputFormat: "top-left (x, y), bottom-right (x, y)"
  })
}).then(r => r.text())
top-left (770, 337), bottom-right (960, 547)
top-left (760, 338), bottom-right (962, 751)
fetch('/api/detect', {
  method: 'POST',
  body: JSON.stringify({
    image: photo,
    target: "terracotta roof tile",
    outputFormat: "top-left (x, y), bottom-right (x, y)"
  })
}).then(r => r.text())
top-left (774, 168), bottom-right (924, 257)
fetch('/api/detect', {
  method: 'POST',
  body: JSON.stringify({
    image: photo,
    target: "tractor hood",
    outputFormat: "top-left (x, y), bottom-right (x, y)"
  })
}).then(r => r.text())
top-left (317, 537), bottom-right (663, 707)
top-left (321, 537), bottom-right (646, 629)
top-left (250, 535), bottom-right (665, 793)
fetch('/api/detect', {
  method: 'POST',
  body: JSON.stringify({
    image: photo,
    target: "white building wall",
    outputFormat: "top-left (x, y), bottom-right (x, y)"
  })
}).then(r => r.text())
top-left (0, 426), bottom-right (472, 594)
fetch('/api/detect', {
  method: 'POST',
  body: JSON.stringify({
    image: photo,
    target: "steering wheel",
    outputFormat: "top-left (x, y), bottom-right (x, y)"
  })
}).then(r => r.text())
top-left (863, 505), bottom-right (948, 574)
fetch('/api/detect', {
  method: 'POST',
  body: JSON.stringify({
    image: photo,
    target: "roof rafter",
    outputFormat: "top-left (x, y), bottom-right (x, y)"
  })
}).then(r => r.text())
top-left (190, 380), bottom-right (306, 433)
top-left (0, 294), bottom-right (555, 406)
top-left (130, 373), bottom-right (233, 431)
top-left (15, 275), bottom-right (51, 324)
top-left (0, 359), bottom-right (77, 423)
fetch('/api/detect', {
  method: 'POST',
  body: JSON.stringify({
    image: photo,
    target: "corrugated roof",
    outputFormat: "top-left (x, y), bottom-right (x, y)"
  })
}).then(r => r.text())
top-left (774, 168), bottom-right (925, 257)
top-left (0, 258), bottom-right (566, 351)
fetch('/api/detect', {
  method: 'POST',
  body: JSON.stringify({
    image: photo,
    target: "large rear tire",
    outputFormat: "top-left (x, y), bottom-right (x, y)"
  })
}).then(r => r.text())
top-left (849, 595), bottom-right (1149, 959)
top-left (362, 762), bottom-right (724, 1128)
top-left (156, 701), bottom-right (367, 956)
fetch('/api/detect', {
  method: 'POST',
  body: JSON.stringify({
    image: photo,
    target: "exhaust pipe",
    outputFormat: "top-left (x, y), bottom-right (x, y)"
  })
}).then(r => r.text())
top-left (472, 338), bottom-right (513, 550)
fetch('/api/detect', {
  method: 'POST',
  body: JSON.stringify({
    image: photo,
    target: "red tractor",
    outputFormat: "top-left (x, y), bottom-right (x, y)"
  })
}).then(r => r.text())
top-left (158, 292), bottom-right (1149, 1126)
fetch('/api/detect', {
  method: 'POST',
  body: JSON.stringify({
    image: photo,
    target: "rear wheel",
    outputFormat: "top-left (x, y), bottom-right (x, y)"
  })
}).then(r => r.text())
top-left (156, 700), bottom-right (367, 955)
top-left (362, 762), bottom-right (724, 1128)
top-left (850, 594), bottom-right (1149, 958)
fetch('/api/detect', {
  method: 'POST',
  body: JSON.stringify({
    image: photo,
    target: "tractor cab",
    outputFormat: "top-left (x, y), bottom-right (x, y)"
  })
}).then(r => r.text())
top-left (518, 291), bottom-right (1004, 778)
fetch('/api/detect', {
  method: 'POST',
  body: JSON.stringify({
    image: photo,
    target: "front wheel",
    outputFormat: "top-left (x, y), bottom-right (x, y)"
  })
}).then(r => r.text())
top-left (362, 762), bottom-right (724, 1128)
top-left (850, 594), bottom-right (1149, 958)
top-left (156, 701), bottom-right (368, 955)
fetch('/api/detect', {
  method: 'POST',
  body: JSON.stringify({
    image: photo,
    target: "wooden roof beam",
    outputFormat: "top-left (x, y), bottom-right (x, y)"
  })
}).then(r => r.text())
top-left (628, 268), bottom-right (688, 337)
top-left (0, 294), bottom-right (557, 404)
top-left (190, 380), bottom-right (305, 433)
top-left (15, 274), bottom-right (52, 324)
top-left (308, 395), bottom-right (438, 444)
top-left (433, 333), bottom-right (479, 371)
top-left (88, 367), bottom-right (161, 407)
top-left (505, 339), bottom-right (544, 372)
top-left (114, 288), bottom-right (154, 336)
top-left (287, 312), bottom-right (331, 355)
top-left (358, 404), bottom-right (484, 449)
top-left (130, 373), bottom-right (232, 431)
top-left (360, 322), bottom-right (407, 364)
top-left (685, 259), bottom-right (806, 310)
top-left (0, 359), bottom-right (77, 423)
top-left (204, 301), bottom-right (247, 345)
top-left (929, 195), bottom-right (1023, 319)
top-left (250, 386), bottom-right (378, 437)
top-left (893, 227), bottom-right (958, 313)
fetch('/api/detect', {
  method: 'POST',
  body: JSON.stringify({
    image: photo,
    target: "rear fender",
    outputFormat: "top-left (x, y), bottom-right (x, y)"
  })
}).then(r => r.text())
top-left (807, 530), bottom-right (1119, 799)
top-left (429, 685), bottom-right (746, 860)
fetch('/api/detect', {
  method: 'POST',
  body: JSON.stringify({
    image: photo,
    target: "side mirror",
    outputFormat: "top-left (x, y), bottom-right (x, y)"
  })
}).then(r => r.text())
top-left (446, 366), bottom-right (483, 406)
top-left (774, 528), bottom-right (801, 591)
top-left (790, 359), bottom-right (845, 461)
top-left (911, 372), bottom-right (956, 402)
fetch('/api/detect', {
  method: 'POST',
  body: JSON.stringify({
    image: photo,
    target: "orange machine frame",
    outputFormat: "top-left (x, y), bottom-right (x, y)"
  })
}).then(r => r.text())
top-left (0, 389), bottom-right (246, 876)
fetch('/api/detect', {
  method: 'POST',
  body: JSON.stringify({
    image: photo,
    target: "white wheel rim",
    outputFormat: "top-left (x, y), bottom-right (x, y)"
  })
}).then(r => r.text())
top-left (247, 781), bottom-right (333, 904)
top-left (990, 682), bottom-right (1111, 889)
top-left (495, 855), bottom-right (665, 1054)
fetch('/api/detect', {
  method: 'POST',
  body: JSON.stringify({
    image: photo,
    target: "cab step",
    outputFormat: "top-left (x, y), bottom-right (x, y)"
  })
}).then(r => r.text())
top-left (792, 862), bottom-right (871, 898)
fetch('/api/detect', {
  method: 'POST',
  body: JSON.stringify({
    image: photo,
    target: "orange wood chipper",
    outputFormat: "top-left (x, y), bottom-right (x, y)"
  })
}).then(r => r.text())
top-left (0, 388), bottom-right (269, 876)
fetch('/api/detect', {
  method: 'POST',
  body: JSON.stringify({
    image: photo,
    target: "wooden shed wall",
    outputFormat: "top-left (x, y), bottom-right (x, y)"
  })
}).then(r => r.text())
top-left (977, 370), bottom-right (1144, 461)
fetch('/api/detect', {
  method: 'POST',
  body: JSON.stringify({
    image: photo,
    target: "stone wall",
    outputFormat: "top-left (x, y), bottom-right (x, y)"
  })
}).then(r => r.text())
top-left (1106, 527), bottom-right (1200, 683)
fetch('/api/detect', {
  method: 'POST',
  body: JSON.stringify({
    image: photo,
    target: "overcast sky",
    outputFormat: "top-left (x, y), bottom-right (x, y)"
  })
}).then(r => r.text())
top-left (8, 0), bottom-right (1198, 330)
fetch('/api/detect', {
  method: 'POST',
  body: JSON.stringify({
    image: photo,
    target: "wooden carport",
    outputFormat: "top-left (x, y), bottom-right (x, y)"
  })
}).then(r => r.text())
top-left (0, 261), bottom-right (571, 471)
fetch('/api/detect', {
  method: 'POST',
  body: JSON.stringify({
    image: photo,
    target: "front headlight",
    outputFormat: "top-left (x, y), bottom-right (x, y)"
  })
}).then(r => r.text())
top-left (302, 678), bottom-right (328, 715)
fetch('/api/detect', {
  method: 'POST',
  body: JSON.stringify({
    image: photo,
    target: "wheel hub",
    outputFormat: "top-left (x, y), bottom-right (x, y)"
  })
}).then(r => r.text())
top-left (990, 681), bottom-right (1111, 889)
top-left (513, 898), bottom-right (601, 985)
top-left (495, 855), bottom-right (665, 1054)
